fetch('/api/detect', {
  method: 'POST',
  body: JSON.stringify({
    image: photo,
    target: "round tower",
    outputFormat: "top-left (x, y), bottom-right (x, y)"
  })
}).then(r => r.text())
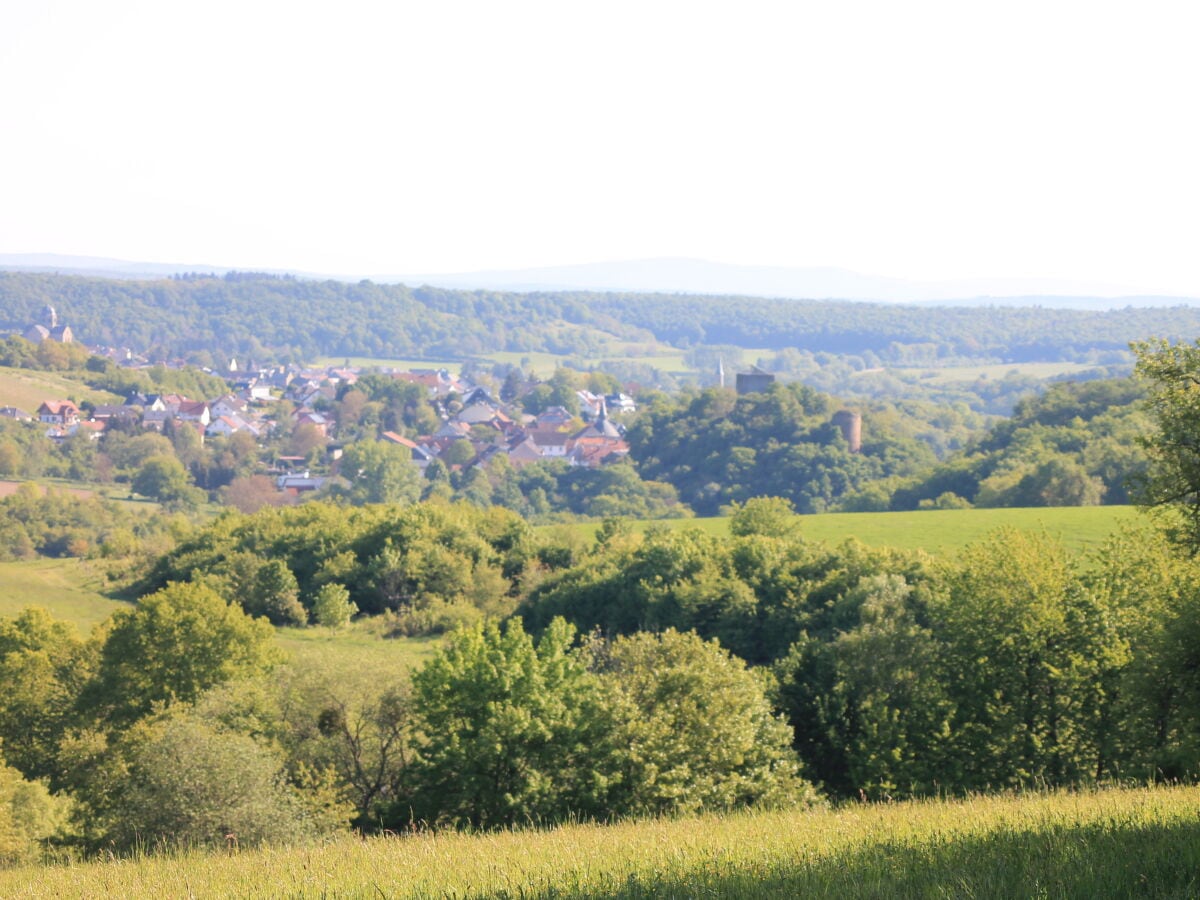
top-left (832, 409), bottom-right (862, 453)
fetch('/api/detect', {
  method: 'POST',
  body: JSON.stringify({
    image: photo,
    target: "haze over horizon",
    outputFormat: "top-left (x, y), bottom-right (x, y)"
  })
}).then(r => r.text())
top-left (2, 1), bottom-right (1198, 295)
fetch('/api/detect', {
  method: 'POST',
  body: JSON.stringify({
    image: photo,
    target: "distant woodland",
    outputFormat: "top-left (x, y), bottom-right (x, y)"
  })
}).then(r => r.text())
top-left (3, 271), bottom-right (1199, 366)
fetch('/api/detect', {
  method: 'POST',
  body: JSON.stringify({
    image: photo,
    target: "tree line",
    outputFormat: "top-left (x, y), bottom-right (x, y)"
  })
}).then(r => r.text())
top-left (6, 270), bottom-right (1200, 366)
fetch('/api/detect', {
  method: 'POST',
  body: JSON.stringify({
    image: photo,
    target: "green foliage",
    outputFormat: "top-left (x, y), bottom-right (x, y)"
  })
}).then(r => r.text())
top-left (139, 501), bottom-right (538, 628)
top-left (1088, 526), bottom-right (1200, 779)
top-left (131, 455), bottom-right (204, 509)
top-left (627, 384), bottom-right (932, 515)
top-left (774, 573), bottom-right (950, 798)
top-left (405, 618), bottom-right (613, 828)
top-left (931, 529), bottom-right (1118, 789)
top-left (332, 441), bottom-right (423, 507)
top-left (72, 709), bottom-right (316, 852)
top-left (312, 583), bottom-right (357, 630)
top-left (727, 496), bottom-right (799, 538)
top-left (6, 271), bottom-right (1200, 368)
top-left (0, 750), bottom-right (62, 866)
top-left (1132, 338), bottom-right (1200, 551)
top-left (521, 526), bottom-right (929, 666)
top-left (82, 582), bottom-right (281, 727)
top-left (0, 608), bottom-right (94, 784)
top-left (891, 378), bottom-right (1148, 510)
top-left (0, 483), bottom-right (171, 562)
top-left (597, 629), bottom-right (814, 816)
top-left (275, 663), bottom-right (408, 827)
top-left (247, 559), bottom-right (307, 626)
top-left (462, 457), bottom-right (689, 522)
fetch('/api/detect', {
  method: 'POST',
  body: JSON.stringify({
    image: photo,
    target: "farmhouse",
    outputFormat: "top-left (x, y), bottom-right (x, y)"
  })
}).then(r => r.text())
top-left (37, 400), bottom-right (80, 426)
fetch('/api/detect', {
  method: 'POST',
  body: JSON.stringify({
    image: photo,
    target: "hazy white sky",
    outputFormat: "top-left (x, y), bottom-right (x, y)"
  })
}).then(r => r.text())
top-left (2, 0), bottom-right (1198, 292)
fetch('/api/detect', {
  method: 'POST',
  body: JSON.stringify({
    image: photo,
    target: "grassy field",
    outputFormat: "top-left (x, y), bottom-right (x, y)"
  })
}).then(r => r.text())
top-left (274, 622), bottom-right (442, 680)
top-left (0, 366), bottom-right (121, 411)
top-left (553, 505), bottom-right (1144, 558)
top-left (888, 361), bottom-right (1108, 384)
top-left (5, 785), bottom-right (1198, 897)
top-left (0, 559), bottom-right (128, 631)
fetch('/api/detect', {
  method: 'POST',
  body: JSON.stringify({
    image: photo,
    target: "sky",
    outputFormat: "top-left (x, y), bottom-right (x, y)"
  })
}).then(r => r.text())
top-left (2, 0), bottom-right (1199, 294)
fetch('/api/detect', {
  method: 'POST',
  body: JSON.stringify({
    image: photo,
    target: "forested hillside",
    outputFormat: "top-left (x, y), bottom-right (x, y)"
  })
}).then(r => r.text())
top-left (626, 383), bottom-right (936, 515)
top-left (887, 378), bottom-right (1148, 509)
top-left (4, 270), bottom-right (1200, 366)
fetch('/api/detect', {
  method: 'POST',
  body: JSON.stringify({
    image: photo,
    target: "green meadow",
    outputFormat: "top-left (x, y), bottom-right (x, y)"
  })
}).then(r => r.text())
top-left (0, 559), bottom-right (128, 630)
top-left (273, 622), bottom-right (442, 680)
top-left (888, 361), bottom-right (1107, 384)
top-left (554, 505), bottom-right (1143, 558)
top-left (0, 366), bottom-right (121, 411)
top-left (4, 785), bottom-right (1197, 898)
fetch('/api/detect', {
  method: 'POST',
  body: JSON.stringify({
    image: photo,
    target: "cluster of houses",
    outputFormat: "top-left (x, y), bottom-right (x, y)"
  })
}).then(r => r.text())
top-left (7, 388), bottom-right (279, 444)
top-left (5, 353), bottom-right (638, 496)
top-left (300, 366), bottom-right (635, 477)
top-left (383, 390), bottom-right (635, 473)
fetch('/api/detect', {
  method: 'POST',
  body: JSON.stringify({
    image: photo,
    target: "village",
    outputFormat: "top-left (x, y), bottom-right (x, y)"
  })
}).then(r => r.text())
top-left (4, 305), bottom-right (639, 500)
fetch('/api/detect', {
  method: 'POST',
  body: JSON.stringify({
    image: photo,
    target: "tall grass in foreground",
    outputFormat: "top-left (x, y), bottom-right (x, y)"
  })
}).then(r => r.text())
top-left (5, 785), bottom-right (1199, 898)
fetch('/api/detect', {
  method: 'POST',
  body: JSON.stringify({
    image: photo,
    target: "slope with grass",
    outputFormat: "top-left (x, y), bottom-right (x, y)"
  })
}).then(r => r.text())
top-left (4, 785), bottom-right (1197, 897)
top-left (554, 505), bottom-right (1142, 558)
top-left (0, 559), bottom-right (128, 630)
top-left (0, 366), bottom-right (120, 411)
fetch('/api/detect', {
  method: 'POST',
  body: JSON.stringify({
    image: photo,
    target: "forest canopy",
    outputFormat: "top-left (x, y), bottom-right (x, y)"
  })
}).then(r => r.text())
top-left (3, 271), bottom-right (1199, 366)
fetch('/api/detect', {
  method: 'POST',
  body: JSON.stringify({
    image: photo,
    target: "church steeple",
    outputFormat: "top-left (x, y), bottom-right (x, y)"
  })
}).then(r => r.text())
top-left (43, 305), bottom-right (57, 329)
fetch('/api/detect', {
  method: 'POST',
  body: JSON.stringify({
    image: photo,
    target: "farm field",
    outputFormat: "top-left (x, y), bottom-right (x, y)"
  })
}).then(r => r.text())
top-left (554, 505), bottom-right (1144, 558)
top-left (0, 365), bottom-right (121, 411)
top-left (5, 785), bottom-right (1197, 897)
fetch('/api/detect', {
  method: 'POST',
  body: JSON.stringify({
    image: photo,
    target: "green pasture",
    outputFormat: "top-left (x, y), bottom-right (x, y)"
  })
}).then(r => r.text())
top-left (888, 361), bottom-right (1107, 384)
top-left (274, 623), bottom-right (442, 682)
top-left (0, 559), bottom-right (128, 632)
top-left (0, 366), bottom-right (121, 411)
top-left (800, 505), bottom-right (1140, 555)
top-left (6, 785), bottom-right (1198, 897)
top-left (552, 505), bottom-right (1143, 558)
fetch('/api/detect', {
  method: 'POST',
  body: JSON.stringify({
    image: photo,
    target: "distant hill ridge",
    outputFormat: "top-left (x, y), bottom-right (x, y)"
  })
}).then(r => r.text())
top-left (2, 254), bottom-right (1196, 310)
top-left (2, 267), bottom-right (1200, 365)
